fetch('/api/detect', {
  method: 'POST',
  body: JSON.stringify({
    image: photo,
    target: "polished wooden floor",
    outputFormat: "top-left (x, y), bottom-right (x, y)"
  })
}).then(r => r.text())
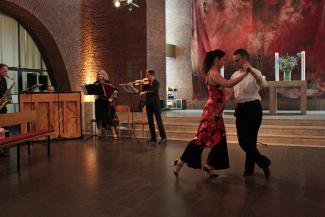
top-left (0, 137), bottom-right (325, 217)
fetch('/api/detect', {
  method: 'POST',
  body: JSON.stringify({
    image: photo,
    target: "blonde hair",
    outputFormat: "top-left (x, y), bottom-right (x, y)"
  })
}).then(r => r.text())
top-left (97, 69), bottom-right (109, 81)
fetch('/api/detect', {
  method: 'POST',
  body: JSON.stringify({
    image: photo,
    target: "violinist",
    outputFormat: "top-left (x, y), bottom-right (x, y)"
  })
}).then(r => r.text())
top-left (139, 69), bottom-right (167, 144)
top-left (94, 70), bottom-right (118, 139)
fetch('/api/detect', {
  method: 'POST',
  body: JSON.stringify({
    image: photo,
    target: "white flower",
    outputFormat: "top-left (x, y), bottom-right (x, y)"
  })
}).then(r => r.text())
top-left (279, 53), bottom-right (298, 72)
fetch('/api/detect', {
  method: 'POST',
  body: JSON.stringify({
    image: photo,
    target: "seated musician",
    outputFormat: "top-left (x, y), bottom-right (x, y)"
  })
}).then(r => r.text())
top-left (94, 70), bottom-right (118, 139)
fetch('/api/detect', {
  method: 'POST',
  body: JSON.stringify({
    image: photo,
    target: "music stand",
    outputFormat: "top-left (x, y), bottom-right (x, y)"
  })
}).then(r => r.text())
top-left (118, 82), bottom-right (139, 94)
top-left (81, 84), bottom-right (105, 138)
top-left (81, 84), bottom-right (105, 96)
top-left (20, 84), bottom-right (44, 93)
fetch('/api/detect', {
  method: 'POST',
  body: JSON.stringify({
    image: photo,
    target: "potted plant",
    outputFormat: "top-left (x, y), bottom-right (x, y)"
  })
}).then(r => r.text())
top-left (279, 53), bottom-right (298, 80)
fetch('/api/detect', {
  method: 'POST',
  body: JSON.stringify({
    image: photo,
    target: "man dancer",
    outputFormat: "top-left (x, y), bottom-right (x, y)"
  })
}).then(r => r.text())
top-left (140, 69), bottom-right (167, 144)
top-left (231, 49), bottom-right (271, 179)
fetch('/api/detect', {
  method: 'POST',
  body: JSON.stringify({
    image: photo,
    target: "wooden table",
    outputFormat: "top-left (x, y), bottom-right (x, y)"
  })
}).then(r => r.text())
top-left (267, 80), bottom-right (307, 115)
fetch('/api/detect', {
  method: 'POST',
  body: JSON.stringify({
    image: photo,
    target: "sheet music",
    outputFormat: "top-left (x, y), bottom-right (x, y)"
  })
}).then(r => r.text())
top-left (81, 85), bottom-right (88, 95)
top-left (81, 84), bottom-right (105, 96)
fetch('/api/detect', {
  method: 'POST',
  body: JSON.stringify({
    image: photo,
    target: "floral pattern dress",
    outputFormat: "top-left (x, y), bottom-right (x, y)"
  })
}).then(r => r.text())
top-left (193, 83), bottom-right (226, 148)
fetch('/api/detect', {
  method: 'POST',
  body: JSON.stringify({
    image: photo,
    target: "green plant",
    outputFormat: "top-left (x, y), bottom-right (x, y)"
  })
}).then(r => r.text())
top-left (279, 53), bottom-right (298, 73)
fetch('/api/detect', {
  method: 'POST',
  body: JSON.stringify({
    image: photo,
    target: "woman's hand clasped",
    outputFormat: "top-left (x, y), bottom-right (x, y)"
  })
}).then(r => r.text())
top-left (242, 63), bottom-right (252, 73)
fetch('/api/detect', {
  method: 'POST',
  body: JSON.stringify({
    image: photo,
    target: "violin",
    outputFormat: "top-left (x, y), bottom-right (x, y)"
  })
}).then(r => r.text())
top-left (132, 78), bottom-right (150, 85)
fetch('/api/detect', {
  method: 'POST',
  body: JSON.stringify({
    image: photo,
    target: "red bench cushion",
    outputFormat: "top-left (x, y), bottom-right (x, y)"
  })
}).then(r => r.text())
top-left (0, 129), bottom-right (54, 146)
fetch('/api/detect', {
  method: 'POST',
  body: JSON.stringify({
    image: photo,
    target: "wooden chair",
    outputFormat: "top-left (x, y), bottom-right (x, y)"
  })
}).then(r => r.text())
top-left (116, 105), bottom-right (132, 138)
top-left (133, 106), bottom-right (148, 138)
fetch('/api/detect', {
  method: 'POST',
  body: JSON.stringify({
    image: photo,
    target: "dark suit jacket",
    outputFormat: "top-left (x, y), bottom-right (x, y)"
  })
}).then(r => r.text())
top-left (142, 79), bottom-right (160, 106)
top-left (0, 76), bottom-right (8, 113)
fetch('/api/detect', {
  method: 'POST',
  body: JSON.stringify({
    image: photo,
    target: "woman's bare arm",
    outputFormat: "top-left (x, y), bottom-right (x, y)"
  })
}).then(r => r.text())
top-left (209, 70), bottom-right (248, 88)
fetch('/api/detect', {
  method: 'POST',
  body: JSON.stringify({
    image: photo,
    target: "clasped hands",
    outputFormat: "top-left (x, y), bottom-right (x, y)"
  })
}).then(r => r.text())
top-left (242, 63), bottom-right (252, 74)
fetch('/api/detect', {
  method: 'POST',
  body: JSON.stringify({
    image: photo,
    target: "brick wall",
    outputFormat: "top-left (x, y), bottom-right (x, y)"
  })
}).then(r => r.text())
top-left (80, 0), bottom-right (147, 110)
top-left (0, 0), bottom-right (165, 111)
top-left (0, 0), bottom-right (78, 91)
top-left (147, 0), bottom-right (166, 99)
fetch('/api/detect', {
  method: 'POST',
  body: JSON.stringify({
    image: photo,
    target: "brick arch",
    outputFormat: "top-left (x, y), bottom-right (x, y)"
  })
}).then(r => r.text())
top-left (0, 2), bottom-right (71, 91)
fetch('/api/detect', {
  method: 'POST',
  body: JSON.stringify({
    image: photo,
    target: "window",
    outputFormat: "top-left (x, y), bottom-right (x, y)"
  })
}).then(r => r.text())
top-left (0, 12), bottom-right (52, 112)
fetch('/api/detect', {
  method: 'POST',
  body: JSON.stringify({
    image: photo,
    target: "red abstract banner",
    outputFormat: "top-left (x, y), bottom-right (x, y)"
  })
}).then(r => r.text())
top-left (192, 0), bottom-right (325, 99)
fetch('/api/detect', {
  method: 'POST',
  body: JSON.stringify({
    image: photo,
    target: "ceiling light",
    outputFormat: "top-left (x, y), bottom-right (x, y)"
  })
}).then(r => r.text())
top-left (113, 0), bottom-right (139, 9)
top-left (114, 0), bottom-right (120, 7)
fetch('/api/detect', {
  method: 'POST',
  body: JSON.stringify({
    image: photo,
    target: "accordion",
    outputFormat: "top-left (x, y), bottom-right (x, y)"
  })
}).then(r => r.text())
top-left (101, 83), bottom-right (117, 99)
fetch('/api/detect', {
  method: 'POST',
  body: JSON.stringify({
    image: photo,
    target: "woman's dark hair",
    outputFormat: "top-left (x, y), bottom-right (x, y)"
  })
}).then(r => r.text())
top-left (202, 49), bottom-right (226, 74)
top-left (233, 48), bottom-right (250, 60)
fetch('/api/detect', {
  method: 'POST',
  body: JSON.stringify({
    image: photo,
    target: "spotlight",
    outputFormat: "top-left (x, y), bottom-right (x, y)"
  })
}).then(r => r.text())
top-left (113, 0), bottom-right (139, 9)
top-left (114, 0), bottom-right (120, 7)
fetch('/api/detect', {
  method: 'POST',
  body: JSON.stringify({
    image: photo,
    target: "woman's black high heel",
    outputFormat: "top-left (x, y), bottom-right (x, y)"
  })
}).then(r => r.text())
top-left (203, 166), bottom-right (219, 179)
top-left (173, 159), bottom-right (179, 179)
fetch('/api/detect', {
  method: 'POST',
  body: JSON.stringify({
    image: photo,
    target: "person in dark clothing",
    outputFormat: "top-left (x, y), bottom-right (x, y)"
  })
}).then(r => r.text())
top-left (94, 70), bottom-right (118, 139)
top-left (0, 63), bottom-right (9, 114)
top-left (0, 63), bottom-right (10, 156)
top-left (140, 69), bottom-right (167, 144)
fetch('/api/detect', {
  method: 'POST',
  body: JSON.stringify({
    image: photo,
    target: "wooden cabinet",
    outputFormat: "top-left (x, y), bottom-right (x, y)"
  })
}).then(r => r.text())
top-left (19, 92), bottom-right (81, 139)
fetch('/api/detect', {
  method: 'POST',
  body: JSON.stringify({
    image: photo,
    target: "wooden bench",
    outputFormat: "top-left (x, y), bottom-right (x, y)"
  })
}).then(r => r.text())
top-left (0, 111), bottom-right (55, 170)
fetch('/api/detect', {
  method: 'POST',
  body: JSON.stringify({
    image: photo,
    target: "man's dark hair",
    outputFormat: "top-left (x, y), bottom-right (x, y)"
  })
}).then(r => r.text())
top-left (0, 63), bottom-right (8, 69)
top-left (233, 49), bottom-right (250, 60)
top-left (146, 69), bottom-right (155, 76)
top-left (202, 49), bottom-right (226, 74)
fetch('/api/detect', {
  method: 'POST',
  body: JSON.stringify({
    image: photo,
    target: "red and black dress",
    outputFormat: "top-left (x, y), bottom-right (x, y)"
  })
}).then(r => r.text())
top-left (180, 83), bottom-right (229, 170)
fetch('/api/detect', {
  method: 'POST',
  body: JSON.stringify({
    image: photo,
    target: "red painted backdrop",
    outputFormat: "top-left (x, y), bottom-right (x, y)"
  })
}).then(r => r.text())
top-left (192, 0), bottom-right (325, 100)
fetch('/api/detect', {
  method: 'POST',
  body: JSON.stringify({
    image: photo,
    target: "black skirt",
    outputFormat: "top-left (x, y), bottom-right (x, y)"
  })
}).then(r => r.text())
top-left (180, 137), bottom-right (229, 170)
top-left (95, 99), bottom-right (115, 128)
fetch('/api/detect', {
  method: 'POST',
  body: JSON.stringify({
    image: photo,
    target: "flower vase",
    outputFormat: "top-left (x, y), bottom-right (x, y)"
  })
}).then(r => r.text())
top-left (283, 70), bottom-right (292, 80)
